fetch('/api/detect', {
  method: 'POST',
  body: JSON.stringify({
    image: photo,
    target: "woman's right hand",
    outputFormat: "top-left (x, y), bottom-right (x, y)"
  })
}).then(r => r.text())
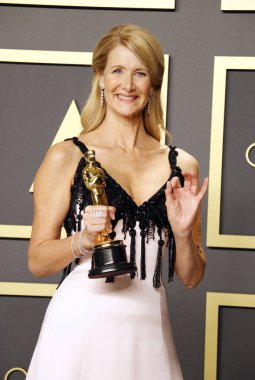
top-left (82, 205), bottom-right (116, 247)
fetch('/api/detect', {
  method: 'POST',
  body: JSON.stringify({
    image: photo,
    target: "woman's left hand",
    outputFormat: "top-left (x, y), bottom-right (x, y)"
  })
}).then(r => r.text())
top-left (165, 172), bottom-right (208, 238)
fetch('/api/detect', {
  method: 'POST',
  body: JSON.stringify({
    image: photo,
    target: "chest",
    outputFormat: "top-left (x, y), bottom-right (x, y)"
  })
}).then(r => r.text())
top-left (97, 149), bottom-right (171, 206)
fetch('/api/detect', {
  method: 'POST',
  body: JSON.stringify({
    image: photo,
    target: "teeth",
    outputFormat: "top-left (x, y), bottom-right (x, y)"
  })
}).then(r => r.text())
top-left (118, 94), bottom-right (136, 100)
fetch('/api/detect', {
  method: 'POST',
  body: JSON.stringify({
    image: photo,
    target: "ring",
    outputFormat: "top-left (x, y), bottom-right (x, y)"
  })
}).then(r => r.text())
top-left (93, 210), bottom-right (104, 218)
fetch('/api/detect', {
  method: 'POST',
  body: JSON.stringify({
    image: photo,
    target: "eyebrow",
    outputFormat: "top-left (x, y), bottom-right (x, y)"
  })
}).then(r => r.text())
top-left (110, 65), bottom-right (148, 71)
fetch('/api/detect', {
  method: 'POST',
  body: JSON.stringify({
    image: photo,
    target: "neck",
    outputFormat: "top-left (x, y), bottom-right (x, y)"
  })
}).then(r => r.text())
top-left (96, 111), bottom-right (150, 151)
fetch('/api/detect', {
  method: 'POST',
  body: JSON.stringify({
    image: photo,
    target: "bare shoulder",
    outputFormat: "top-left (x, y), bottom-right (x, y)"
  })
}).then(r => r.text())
top-left (35, 139), bottom-right (81, 183)
top-left (44, 140), bottom-right (79, 166)
top-left (175, 148), bottom-right (199, 174)
top-left (43, 141), bottom-right (81, 169)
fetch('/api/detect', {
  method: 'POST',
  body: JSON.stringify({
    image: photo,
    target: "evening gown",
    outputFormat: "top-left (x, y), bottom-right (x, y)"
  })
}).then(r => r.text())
top-left (26, 137), bottom-right (184, 380)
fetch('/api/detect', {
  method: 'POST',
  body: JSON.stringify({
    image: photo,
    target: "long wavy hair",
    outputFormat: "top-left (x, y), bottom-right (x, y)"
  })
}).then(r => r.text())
top-left (81, 24), bottom-right (168, 142)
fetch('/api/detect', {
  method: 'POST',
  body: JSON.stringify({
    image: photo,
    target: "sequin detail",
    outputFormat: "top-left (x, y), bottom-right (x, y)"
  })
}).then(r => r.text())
top-left (61, 137), bottom-right (184, 288)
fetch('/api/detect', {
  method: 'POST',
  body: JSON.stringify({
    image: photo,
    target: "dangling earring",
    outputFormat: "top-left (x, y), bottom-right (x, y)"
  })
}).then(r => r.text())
top-left (147, 96), bottom-right (151, 115)
top-left (100, 89), bottom-right (104, 108)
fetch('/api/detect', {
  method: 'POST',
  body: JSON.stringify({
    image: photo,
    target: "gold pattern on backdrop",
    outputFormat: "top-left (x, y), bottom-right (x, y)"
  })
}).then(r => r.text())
top-left (204, 292), bottom-right (255, 380)
top-left (0, 49), bottom-right (92, 239)
top-left (29, 100), bottom-right (82, 193)
top-left (0, 0), bottom-right (175, 9)
top-left (0, 49), bottom-right (169, 239)
top-left (245, 143), bottom-right (255, 168)
top-left (0, 282), bottom-right (57, 376)
top-left (221, 0), bottom-right (255, 11)
top-left (0, 282), bottom-right (57, 296)
top-left (207, 56), bottom-right (255, 249)
top-left (4, 368), bottom-right (27, 380)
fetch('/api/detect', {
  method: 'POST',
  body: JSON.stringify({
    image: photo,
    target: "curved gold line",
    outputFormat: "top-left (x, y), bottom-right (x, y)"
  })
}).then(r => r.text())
top-left (245, 143), bottom-right (255, 168)
top-left (4, 367), bottom-right (27, 380)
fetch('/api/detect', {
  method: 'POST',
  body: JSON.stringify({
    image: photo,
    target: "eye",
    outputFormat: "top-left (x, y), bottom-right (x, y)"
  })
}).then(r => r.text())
top-left (135, 71), bottom-right (147, 77)
top-left (112, 68), bottom-right (123, 74)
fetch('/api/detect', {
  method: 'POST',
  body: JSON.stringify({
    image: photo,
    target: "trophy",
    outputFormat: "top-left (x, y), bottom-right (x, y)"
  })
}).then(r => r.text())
top-left (82, 150), bottom-right (137, 279)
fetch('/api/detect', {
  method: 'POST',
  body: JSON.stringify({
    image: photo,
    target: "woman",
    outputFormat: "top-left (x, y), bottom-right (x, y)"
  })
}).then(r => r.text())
top-left (26, 24), bottom-right (208, 380)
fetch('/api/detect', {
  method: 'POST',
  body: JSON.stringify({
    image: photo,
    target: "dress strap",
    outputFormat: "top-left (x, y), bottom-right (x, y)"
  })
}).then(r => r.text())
top-left (168, 145), bottom-right (184, 186)
top-left (65, 137), bottom-right (88, 154)
top-left (168, 145), bottom-right (178, 171)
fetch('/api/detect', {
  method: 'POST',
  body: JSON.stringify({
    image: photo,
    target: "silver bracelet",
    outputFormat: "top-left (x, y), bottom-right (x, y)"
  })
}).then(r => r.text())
top-left (71, 234), bottom-right (83, 259)
top-left (77, 228), bottom-right (93, 256)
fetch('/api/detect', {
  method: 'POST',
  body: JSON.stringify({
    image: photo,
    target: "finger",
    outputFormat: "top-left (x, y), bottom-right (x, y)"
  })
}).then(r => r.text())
top-left (86, 215), bottom-right (107, 226)
top-left (105, 223), bottom-right (113, 233)
top-left (89, 206), bottom-right (107, 220)
top-left (190, 173), bottom-right (199, 194)
top-left (165, 180), bottom-right (175, 203)
top-left (84, 217), bottom-right (108, 231)
top-left (108, 206), bottom-right (116, 220)
top-left (197, 177), bottom-right (208, 201)
top-left (84, 205), bottom-right (108, 214)
top-left (170, 176), bottom-right (181, 190)
top-left (183, 172), bottom-right (191, 190)
top-left (88, 224), bottom-right (108, 234)
top-left (84, 209), bottom-right (107, 225)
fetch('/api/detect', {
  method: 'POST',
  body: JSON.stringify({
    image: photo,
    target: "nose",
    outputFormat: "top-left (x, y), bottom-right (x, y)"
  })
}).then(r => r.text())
top-left (122, 72), bottom-right (135, 92)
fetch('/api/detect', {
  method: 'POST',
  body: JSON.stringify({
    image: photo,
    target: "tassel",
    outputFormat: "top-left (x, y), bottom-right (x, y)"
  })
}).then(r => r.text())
top-left (129, 228), bottom-right (137, 279)
top-left (110, 230), bottom-right (116, 240)
top-left (168, 234), bottom-right (175, 283)
top-left (75, 258), bottom-right (80, 265)
top-left (146, 221), bottom-right (155, 243)
top-left (153, 228), bottom-right (164, 288)
top-left (140, 229), bottom-right (146, 280)
top-left (77, 213), bottom-right (82, 231)
top-left (105, 276), bottom-right (115, 283)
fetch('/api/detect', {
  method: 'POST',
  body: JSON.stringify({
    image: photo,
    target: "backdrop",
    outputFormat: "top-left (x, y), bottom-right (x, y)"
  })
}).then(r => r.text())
top-left (0, 1), bottom-right (255, 379)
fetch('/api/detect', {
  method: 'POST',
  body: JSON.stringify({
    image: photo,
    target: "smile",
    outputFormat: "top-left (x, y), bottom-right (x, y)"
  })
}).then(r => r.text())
top-left (117, 94), bottom-right (138, 101)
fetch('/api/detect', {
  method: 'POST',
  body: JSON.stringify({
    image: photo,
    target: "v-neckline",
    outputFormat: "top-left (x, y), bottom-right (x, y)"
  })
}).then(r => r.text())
top-left (102, 165), bottom-right (171, 209)
top-left (76, 138), bottom-right (172, 209)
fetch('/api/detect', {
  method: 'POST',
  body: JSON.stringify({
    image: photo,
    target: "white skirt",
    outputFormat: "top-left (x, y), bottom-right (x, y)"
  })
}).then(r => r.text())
top-left (26, 221), bottom-right (183, 380)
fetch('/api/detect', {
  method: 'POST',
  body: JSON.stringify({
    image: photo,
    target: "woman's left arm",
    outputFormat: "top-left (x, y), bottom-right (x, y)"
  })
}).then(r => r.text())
top-left (165, 153), bottom-right (208, 288)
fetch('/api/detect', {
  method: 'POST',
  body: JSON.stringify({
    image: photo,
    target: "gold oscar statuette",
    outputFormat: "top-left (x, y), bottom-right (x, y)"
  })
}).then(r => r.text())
top-left (82, 150), bottom-right (137, 279)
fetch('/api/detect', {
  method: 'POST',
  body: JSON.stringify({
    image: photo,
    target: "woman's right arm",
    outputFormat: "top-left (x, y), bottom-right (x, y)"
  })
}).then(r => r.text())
top-left (28, 141), bottom-right (115, 278)
top-left (28, 141), bottom-right (80, 277)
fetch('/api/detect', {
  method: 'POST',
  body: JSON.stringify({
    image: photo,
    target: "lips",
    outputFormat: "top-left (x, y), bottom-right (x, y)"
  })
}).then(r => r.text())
top-left (117, 94), bottom-right (138, 101)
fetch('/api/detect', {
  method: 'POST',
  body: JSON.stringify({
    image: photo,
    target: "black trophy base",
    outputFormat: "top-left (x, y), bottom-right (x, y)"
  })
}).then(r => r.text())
top-left (88, 240), bottom-right (137, 279)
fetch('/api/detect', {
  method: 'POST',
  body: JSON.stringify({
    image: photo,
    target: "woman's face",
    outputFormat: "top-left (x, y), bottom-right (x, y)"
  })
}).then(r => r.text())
top-left (98, 45), bottom-right (152, 119)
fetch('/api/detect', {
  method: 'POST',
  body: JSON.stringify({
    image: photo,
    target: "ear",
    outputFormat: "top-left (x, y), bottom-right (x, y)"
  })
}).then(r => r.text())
top-left (97, 74), bottom-right (105, 90)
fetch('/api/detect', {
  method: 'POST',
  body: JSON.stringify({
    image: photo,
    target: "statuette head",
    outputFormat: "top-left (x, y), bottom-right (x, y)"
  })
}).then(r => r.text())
top-left (85, 150), bottom-right (96, 163)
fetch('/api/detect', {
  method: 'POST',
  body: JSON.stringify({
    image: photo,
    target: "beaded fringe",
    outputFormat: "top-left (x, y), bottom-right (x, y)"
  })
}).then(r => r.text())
top-left (168, 234), bottom-right (175, 283)
top-left (129, 228), bottom-right (137, 279)
top-left (153, 228), bottom-right (164, 288)
top-left (140, 230), bottom-right (147, 280)
top-left (59, 137), bottom-right (181, 289)
top-left (59, 228), bottom-right (175, 289)
top-left (105, 276), bottom-right (115, 283)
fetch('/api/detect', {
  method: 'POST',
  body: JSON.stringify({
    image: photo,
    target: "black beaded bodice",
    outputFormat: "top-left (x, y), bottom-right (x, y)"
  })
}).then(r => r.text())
top-left (61, 137), bottom-right (184, 288)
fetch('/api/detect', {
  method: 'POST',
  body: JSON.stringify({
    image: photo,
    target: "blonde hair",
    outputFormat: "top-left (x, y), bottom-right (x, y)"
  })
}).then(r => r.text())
top-left (81, 24), bottom-right (169, 141)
